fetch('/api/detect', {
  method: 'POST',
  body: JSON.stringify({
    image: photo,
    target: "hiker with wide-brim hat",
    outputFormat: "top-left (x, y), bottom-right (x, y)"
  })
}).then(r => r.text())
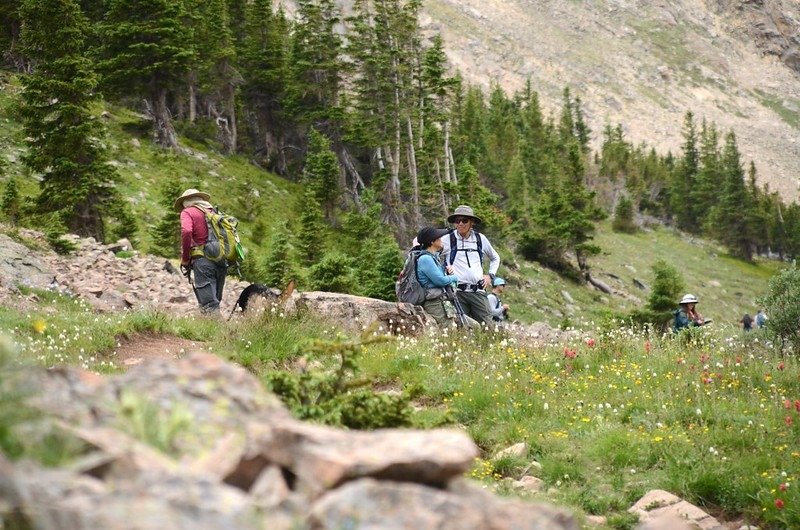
top-left (673, 293), bottom-right (706, 332)
top-left (176, 188), bottom-right (228, 313)
top-left (440, 205), bottom-right (501, 327)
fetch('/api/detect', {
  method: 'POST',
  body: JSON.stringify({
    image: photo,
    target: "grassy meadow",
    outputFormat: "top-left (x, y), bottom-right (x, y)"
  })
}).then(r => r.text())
top-left (2, 291), bottom-right (799, 529)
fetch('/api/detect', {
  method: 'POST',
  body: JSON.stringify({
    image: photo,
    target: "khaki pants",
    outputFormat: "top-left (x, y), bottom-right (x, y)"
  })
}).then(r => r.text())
top-left (423, 297), bottom-right (480, 329)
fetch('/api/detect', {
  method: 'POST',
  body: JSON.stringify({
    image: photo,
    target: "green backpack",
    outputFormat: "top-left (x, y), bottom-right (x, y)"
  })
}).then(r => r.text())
top-left (194, 206), bottom-right (245, 263)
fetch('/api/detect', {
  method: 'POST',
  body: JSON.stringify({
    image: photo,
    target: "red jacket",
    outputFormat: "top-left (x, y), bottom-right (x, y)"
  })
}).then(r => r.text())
top-left (180, 206), bottom-right (209, 265)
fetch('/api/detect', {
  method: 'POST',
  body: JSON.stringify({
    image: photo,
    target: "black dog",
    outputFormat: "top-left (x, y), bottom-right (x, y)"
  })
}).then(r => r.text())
top-left (228, 284), bottom-right (276, 320)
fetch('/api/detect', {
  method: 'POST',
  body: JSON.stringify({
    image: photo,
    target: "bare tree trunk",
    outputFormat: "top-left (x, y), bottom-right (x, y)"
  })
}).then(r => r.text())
top-left (406, 116), bottom-right (420, 225)
top-left (225, 83), bottom-right (237, 154)
top-left (443, 120), bottom-right (451, 184)
top-left (434, 158), bottom-right (448, 220)
top-left (152, 88), bottom-right (179, 149)
top-left (448, 144), bottom-right (458, 185)
top-left (188, 83), bottom-right (196, 123)
top-left (376, 147), bottom-right (385, 171)
top-left (338, 146), bottom-right (365, 200)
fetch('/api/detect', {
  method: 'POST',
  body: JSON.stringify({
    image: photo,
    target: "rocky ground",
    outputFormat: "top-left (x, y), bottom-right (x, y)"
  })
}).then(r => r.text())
top-left (0, 230), bottom-right (757, 529)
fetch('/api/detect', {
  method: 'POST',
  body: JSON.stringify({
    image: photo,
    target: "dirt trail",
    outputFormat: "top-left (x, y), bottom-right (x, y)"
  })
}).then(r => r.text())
top-left (113, 334), bottom-right (212, 368)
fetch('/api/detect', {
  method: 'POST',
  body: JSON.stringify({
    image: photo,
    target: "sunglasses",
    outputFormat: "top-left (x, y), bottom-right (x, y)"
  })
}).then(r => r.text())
top-left (453, 217), bottom-right (472, 224)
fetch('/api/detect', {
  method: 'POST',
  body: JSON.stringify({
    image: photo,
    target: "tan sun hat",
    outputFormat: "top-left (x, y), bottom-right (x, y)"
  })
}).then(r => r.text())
top-left (447, 205), bottom-right (482, 224)
top-left (174, 188), bottom-right (210, 211)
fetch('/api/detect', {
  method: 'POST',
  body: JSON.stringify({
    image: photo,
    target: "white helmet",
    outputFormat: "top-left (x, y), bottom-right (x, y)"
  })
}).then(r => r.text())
top-left (679, 294), bottom-right (698, 304)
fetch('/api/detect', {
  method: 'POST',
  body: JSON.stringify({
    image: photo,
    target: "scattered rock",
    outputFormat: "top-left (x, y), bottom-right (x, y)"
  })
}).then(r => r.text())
top-left (629, 489), bottom-right (721, 530)
top-left (493, 442), bottom-right (528, 460)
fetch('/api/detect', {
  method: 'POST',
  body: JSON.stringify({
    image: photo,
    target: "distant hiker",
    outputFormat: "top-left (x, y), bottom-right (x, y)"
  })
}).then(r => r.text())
top-left (441, 205), bottom-right (501, 326)
top-left (487, 277), bottom-right (510, 322)
top-left (740, 313), bottom-right (753, 332)
top-left (176, 188), bottom-right (228, 313)
top-left (755, 309), bottom-right (767, 329)
top-left (414, 226), bottom-right (462, 327)
top-left (672, 293), bottom-right (708, 332)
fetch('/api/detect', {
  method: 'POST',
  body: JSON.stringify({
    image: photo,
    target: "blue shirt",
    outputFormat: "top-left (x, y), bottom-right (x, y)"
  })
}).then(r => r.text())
top-left (416, 251), bottom-right (458, 289)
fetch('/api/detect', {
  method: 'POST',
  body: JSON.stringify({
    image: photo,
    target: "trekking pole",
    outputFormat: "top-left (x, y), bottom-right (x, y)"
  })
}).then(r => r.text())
top-left (445, 285), bottom-right (468, 328)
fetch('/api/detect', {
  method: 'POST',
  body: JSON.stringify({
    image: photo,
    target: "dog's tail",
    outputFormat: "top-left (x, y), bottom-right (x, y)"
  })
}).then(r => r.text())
top-left (279, 279), bottom-right (296, 303)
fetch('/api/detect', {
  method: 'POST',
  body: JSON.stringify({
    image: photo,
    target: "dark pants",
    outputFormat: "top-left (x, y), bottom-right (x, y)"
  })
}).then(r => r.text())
top-left (455, 290), bottom-right (492, 326)
top-left (192, 257), bottom-right (227, 312)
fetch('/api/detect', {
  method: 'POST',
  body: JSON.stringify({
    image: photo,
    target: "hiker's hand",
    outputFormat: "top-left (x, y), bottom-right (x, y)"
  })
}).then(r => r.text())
top-left (180, 264), bottom-right (191, 279)
top-left (483, 275), bottom-right (492, 288)
top-left (445, 265), bottom-right (454, 274)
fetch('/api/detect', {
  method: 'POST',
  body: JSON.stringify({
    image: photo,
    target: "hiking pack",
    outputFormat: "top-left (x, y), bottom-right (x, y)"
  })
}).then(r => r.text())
top-left (395, 248), bottom-right (427, 305)
top-left (194, 206), bottom-right (244, 264)
top-left (448, 229), bottom-right (483, 266)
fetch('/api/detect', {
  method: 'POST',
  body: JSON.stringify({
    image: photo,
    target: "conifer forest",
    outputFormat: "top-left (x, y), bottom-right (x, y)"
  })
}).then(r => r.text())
top-left (2, 0), bottom-right (800, 293)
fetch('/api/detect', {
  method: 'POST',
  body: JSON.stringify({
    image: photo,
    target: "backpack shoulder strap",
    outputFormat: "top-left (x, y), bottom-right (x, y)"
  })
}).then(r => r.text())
top-left (449, 231), bottom-right (457, 265)
top-left (474, 229), bottom-right (484, 262)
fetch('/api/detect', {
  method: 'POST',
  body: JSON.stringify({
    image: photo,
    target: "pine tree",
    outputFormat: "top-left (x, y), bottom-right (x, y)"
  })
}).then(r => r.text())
top-left (148, 178), bottom-right (184, 258)
top-left (286, 0), bottom-right (343, 129)
top-left (296, 188), bottom-right (326, 267)
top-left (19, 0), bottom-right (128, 241)
top-left (241, 0), bottom-right (289, 166)
top-left (670, 112), bottom-right (699, 231)
top-left (647, 259), bottom-right (684, 312)
top-left (357, 232), bottom-right (402, 301)
top-left (612, 194), bottom-right (637, 233)
top-left (309, 251), bottom-right (355, 293)
top-left (692, 119), bottom-right (720, 228)
top-left (263, 222), bottom-right (294, 288)
top-left (707, 132), bottom-right (755, 260)
top-left (304, 128), bottom-right (340, 220)
top-left (97, 0), bottom-right (193, 148)
top-left (1, 177), bottom-right (21, 225)
top-left (0, 0), bottom-right (21, 66)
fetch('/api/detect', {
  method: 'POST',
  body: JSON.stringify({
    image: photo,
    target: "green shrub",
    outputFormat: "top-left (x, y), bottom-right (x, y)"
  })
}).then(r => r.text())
top-left (611, 195), bottom-right (638, 234)
top-left (760, 265), bottom-right (800, 352)
top-left (264, 335), bottom-right (413, 429)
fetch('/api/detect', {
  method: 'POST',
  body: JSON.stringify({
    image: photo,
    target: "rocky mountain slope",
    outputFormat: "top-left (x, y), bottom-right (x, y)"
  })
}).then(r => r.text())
top-left (417, 0), bottom-right (800, 200)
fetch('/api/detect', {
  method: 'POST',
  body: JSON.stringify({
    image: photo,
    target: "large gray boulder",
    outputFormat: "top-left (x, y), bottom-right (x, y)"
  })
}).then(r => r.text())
top-left (0, 352), bottom-right (578, 530)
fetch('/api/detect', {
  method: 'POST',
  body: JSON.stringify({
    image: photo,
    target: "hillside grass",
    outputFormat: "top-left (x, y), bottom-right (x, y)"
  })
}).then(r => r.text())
top-left (2, 293), bottom-right (799, 529)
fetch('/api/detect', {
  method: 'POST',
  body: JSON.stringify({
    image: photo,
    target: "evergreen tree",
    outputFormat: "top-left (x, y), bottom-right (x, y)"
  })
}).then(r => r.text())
top-left (357, 232), bottom-right (402, 301)
top-left (0, 0), bottom-right (21, 67)
top-left (19, 0), bottom-right (128, 241)
top-left (263, 222), bottom-right (294, 288)
top-left (573, 95), bottom-right (591, 152)
top-left (304, 128), bottom-right (340, 220)
top-left (671, 112), bottom-right (699, 231)
top-left (148, 178), bottom-right (184, 258)
top-left (482, 84), bottom-right (517, 186)
top-left (1, 177), bottom-right (21, 225)
top-left (612, 194), bottom-right (637, 233)
top-left (296, 187), bottom-right (326, 267)
top-left (647, 260), bottom-right (684, 313)
top-left (241, 0), bottom-right (289, 168)
top-left (707, 132), bottom-right (755, 260)
top-left (286, 0), bottom-right (343, 129)
top-left (309, 251), bottom-right (355, 293)
top-left (97, 0), bottom-right (193, 148)
top-left (692, 119), bottom-right (720, 228)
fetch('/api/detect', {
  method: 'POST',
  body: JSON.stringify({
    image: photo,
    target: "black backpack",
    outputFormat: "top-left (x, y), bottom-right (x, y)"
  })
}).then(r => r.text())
top-left (395, 248), bottom-right (427, 305)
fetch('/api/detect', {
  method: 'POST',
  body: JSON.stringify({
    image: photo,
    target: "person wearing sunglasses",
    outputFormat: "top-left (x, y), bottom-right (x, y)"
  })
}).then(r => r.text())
top-left (441, 205), bottom-right (501, 327)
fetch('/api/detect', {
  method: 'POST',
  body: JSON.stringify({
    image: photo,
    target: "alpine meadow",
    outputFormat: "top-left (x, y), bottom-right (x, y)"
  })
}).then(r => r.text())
top-left (2, 0), bottom-right (800, 529)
